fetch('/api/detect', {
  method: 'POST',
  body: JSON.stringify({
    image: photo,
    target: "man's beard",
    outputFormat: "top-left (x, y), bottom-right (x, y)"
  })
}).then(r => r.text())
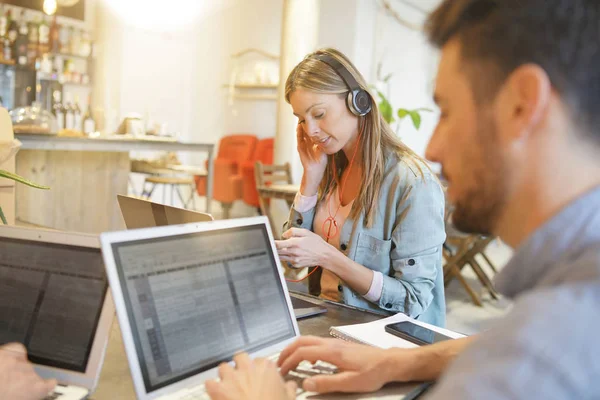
top-left (450, 116), bottom-right (507, 235)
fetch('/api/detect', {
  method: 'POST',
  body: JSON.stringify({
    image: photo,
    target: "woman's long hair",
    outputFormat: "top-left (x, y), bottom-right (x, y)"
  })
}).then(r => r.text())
top-left (285, 48), bottom-right (427, 227)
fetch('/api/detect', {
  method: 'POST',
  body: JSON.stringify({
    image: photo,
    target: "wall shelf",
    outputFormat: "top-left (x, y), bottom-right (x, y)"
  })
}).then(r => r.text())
top-left (222, 83), bottom-right (278, 90)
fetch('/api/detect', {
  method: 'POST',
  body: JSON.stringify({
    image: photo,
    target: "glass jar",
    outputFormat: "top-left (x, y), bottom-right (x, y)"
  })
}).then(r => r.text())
top-left (9, 102), bottom-right (57, 134)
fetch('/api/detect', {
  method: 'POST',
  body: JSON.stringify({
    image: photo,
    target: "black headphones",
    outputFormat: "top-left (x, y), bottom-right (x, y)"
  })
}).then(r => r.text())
top-left (314, 54), bottom-right (372, 117)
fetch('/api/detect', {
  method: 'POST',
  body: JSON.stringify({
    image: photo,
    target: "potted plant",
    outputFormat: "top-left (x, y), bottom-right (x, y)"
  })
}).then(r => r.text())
top-left (0, 139), bottom-right (49, 224)
top-left (373, 63), bottom-right (433, 134)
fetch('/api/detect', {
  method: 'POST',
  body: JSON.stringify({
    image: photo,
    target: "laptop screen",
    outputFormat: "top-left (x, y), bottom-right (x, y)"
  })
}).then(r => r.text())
top-left (111, 223), bottom-right (296, 392)
top-left (0, 238), bottom-right (108, 373)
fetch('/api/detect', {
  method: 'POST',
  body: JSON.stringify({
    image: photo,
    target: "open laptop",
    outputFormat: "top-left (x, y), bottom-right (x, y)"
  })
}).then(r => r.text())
top-left (100, 217), bottom-right (423, 400)
top-left (0, 225), bottom-right (115, 400)
top-left (118, 194), bottom-right (326, 320)
top-left (117, 194), bottom-right (213, 229)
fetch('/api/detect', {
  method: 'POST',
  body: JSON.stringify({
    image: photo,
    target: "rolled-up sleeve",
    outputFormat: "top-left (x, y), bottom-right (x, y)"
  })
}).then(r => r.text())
top-left (283, 194), bottom-right (317, 232)
top-left (377, 174), bottom-right (446, 317)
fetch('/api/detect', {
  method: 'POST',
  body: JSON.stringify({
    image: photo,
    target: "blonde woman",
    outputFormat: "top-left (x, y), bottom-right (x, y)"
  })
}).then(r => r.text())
top-left (275, 48), bottom-right (446, 326)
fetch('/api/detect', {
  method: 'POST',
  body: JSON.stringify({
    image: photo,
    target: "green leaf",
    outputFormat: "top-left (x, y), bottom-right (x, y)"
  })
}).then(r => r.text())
top-left (380, 100), bottom-right (395, 124)
top-left (409, 111), bottom-right (422, 130)
top-left (383, 73), bottom-right (393, 83)
top-left (0, 206), bottom-right (6, 225)
top-left (376, 90), bottom-right (395, 124)
top-left (0, 169), bottom-right (50, 189)
top-left (397, 108), bottom-right (410, 119)
top-left (416, 107), bottom-right (434, 112)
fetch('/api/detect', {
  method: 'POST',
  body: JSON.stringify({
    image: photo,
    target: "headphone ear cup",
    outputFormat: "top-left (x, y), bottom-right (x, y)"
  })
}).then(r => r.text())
top-left (347, 90), bottom-right (372, 116)
top-left (346, 92), bottom-right (359, 116)
top-left (354, 90), bottom-right (372, 116)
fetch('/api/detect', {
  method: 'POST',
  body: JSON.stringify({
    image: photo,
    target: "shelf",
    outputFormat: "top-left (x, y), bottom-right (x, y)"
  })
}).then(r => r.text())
top-left (39, 77), bottom-right (91, 87)
top-left (222, 83), bottom-right (278, 90)
top-left (50, 52), bottom-right (93, 61)
top-left (0, 59), bottom-right (16, 66)
top-left (231, 94), bottom-right (277, 101)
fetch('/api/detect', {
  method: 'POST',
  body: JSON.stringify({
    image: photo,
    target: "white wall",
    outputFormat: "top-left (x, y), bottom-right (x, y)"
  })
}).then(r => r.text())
top-left (318, 0), bottom-right (441, 158)
top-left (94, 0), bottom-right (283, 212)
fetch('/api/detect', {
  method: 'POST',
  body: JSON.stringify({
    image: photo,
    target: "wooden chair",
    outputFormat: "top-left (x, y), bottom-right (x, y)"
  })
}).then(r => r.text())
top-left (443, 233), bottom-right (499, 307)
top-left (254, 161), bottom-right (297, 234)
top-left (441, 181), bottom-right (499, 306)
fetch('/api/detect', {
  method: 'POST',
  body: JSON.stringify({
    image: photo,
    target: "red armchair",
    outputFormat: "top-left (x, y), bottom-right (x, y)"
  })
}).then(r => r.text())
top-left (195, 134), bottom-right (258, 218)
top-left (241, 138), bottom-right (275, 210)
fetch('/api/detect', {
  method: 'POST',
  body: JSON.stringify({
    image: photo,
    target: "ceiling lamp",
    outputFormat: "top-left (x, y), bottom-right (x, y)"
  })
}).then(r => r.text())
top-left (43, 0), bottom-right (57, 15)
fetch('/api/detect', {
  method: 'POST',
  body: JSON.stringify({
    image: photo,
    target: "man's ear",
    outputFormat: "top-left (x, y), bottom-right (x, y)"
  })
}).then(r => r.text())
top-left (499, 64), bottom-right (551, 142)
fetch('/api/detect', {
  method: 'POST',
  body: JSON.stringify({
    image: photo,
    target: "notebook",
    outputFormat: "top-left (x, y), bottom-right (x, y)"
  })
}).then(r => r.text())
top-left (330, 313), bottom-right (465, 349)
top-left (0, 225), bottom-right (115, 400)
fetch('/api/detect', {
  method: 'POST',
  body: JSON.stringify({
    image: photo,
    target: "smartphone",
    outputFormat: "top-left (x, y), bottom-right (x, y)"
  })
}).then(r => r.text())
top-left (384, 321), bottom-right (452, 346)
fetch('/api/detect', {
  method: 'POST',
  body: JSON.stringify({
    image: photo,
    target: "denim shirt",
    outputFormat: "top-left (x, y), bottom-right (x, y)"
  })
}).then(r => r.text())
top-left (286, 154), bottom-right (447, 327)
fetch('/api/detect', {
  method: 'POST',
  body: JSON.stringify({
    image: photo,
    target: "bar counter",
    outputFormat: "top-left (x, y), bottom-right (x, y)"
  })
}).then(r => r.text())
top-left (14, 134), bottom-right (215, 234)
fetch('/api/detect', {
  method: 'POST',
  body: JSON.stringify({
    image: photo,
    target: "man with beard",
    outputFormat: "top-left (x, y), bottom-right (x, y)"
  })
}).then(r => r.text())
top-left (205, 1), bottom-right (600, 399)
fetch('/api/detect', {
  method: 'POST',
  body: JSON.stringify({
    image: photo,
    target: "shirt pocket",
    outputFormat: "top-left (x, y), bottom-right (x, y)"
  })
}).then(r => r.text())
top-left (354, 232), bottom-right (392, 273)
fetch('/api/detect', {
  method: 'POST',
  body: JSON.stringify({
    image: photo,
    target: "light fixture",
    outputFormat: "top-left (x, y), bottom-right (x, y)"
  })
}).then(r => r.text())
top-left (43, 0), bottom-right (57, 16)
top-left (103, 0), bottom-right (207, 31)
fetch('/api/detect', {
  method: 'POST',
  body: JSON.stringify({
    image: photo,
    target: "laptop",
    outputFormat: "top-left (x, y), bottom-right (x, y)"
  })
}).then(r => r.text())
top-left (118, 195), bottom-right (326, 320)
top-left (0, 225), bottom-right (115, 400)
top-left (117, 194), bottom-right (213, 229)
top-left (100, 217), bottom-right (423, 400)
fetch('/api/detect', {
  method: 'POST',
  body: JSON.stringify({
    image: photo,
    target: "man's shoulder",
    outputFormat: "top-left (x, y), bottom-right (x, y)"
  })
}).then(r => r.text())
top-left (432, 281), bottom-right (600, 399)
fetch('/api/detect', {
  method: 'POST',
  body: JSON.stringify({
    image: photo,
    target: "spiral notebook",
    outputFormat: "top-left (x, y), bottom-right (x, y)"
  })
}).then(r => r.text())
top-left (330, 313), bottom-right (465, 349)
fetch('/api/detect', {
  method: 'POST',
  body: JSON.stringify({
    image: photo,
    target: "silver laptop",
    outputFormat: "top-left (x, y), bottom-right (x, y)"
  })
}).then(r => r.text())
top-left (0, 225), bottom-right (115, 400)
top-left (117, 194), bottom-right (213, 230)
top-left (100, 217), bottom-right (300, 399)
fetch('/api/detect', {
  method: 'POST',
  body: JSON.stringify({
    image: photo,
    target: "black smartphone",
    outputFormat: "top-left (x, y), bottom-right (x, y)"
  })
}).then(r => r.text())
top-left (384, 321), bottom-right (452, 346)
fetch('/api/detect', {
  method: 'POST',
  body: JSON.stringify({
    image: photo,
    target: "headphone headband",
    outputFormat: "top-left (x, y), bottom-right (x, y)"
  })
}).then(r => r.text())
top-left (314, 54), bottom-right (362, 93)
top-left (313, 53), bottom-right (372, 117)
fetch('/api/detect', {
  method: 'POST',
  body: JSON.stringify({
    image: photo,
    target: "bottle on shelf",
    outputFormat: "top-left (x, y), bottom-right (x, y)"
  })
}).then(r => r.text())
top-left (64, 93), bottom-right (74, 130)
top-left (7, 9), bottom-right (17, 44)
top-left (0, 5), bottom-right (8, 40)
top-left (73, 95), bottom-right (82, 132)
top-left (58, 23), bottom-right (69, 54)
top-left (49, 15), bottom-right (59, 54)
top-left (38, 16), bottom-right (50, 56)
top-left (52, 90), bottom-right (64, 131)
top-left (2, 37), bottom-right (12, 63)
top-left (15, 10), bottom-right (28, 66)
top-left (83, 96), bottom-right (95, 134)
top-left (70, 27), bottom-right (80, 56)
top-left (27, 16), bottom-right (39, 67)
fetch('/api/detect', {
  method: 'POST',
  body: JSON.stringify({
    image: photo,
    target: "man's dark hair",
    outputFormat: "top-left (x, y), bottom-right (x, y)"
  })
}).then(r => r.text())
top-left (426, 0), bottom-right (600, 143)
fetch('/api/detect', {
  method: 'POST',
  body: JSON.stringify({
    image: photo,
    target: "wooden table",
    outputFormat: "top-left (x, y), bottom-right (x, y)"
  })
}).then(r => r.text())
top-left (257, 183), bottom-right (299, 234)
top-left (92, 292), bottom-right (386, 399)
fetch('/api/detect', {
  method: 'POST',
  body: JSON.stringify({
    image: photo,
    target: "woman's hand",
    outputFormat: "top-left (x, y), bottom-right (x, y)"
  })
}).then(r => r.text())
top-left (275, 228), bottom-right (337, 269)
top-left (296, 124), bottom-right (327, 196)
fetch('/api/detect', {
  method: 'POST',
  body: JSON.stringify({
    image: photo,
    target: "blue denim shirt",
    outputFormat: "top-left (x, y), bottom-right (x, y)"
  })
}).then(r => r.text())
top-left (429, 186), bottom-right (600, 399)
top-left (286, 155), bottom-right (447, 327)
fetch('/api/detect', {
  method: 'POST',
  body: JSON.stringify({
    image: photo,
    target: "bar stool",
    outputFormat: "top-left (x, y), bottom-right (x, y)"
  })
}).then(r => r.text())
top-left (141, 175), bottom-right (197, 209)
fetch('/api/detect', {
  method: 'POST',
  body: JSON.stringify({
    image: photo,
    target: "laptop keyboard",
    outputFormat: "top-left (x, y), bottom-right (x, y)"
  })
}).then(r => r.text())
top-left (284, 360), bottom-right (338, 396)
top-left (172, 359), bottom-right (338, 399)
top-left (43, 392), bottom-right (61, 400)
